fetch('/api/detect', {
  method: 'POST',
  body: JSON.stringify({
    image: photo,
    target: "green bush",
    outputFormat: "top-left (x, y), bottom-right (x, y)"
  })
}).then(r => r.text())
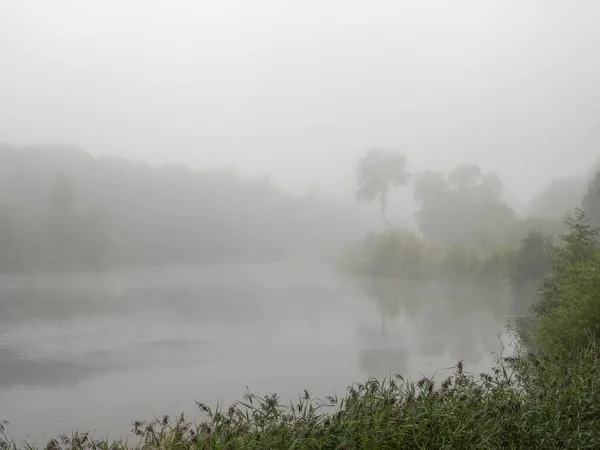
top-left (337, 228), bottom-right (430, 279)
top-left (531, 257), bottom-right (600, 357)
top-left (520, 207), bottom-right (600, 357)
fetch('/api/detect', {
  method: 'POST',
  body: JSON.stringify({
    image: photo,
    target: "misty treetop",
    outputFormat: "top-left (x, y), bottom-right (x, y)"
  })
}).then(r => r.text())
top-left (356, 149), bottom-right (410, 229)
top-left (354, 148), bottom-right (522, 246)
top-left (412, 164), bottom-right (515, 247)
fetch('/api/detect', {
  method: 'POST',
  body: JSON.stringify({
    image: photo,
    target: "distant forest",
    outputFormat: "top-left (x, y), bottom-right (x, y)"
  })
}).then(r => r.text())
top-left (0, 144), bottom-right (378, 272)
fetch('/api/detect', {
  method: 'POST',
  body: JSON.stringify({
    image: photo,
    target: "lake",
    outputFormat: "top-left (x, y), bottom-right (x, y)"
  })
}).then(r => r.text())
top-left (0, 263), bottom-right (514, 444)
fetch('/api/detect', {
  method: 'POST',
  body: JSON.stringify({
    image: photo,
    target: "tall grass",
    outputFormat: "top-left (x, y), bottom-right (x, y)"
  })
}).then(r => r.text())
top-left (3, 343), bottom-right (600, 449)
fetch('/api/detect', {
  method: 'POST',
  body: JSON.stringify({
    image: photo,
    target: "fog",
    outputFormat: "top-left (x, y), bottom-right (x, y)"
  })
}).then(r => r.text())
top-left (2, 0), bottom-right (600, 199)
top-left (0, 266), bottom-right (512, 442)
top-left (1, 0), bottom-right (600, 444)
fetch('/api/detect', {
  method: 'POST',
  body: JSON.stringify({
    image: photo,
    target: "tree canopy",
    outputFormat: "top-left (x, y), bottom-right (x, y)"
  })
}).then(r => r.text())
top-left (413, 164), bottom-right (515, 247)
top-left (356, 149), bottom-right (410, 228)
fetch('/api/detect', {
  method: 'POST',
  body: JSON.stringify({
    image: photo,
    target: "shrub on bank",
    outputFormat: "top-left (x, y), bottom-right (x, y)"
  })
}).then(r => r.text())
top-left (524, 208), bottom-right (600, 358)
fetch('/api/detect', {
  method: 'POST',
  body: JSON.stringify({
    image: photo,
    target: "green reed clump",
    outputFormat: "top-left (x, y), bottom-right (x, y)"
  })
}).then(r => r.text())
top-left (3, 346), bottom-right (600, 450)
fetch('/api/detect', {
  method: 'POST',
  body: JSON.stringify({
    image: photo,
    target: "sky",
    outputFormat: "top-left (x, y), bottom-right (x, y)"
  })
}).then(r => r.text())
top-left (1, 0), bottom-right (600, 201)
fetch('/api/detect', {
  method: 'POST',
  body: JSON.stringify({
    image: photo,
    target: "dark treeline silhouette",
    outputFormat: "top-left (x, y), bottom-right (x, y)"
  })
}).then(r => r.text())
top-left (0, 144), bottom-right (377, 272)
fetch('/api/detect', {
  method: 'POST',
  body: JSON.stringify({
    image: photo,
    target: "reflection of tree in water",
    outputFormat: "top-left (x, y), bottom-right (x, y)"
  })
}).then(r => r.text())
top-left (356, 278), bottom-right (420, 376)
top-left (436, 283), bottom-right (508, 365)
top-left (361, 277), bottom-right (427, 336)
top-left (358, 278), bottom-right (511, 368)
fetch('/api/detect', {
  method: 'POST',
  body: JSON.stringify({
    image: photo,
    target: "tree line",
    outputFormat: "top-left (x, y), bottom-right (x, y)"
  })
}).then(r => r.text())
top-left (0, 144), bottom-right (378, 272)
top-left (344, 149), bottom-right (600, 308)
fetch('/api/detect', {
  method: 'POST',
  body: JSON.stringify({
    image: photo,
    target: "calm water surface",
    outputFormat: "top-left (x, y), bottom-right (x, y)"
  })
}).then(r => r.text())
top-left (0, 263), bottom-right (513, 443)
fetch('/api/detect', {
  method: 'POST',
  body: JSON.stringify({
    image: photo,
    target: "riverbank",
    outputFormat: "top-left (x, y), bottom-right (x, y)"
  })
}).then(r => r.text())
top-left (2, 342), bottom-right (599, 449)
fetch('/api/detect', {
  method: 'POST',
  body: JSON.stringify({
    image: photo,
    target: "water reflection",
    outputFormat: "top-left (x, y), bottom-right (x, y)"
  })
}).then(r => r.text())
top-left (354, 277), bottom-right (512, 376)
top-left (0, 265), bottom-right (512, 441)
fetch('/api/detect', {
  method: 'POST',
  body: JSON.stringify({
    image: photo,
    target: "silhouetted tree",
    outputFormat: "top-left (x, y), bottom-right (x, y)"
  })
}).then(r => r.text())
top-left (356, 149), bottom-right (410, 228)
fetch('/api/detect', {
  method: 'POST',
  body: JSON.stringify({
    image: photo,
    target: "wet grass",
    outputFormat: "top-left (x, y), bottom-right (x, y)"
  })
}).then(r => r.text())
top-left (3, 344), bottom-right (600, 449)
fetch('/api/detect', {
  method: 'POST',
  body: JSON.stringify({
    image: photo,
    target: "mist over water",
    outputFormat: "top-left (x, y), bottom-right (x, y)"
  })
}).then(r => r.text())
top-left (2, 0), bottom-right (599, 445)
top-left (0, 264), bottom-right (511, 442)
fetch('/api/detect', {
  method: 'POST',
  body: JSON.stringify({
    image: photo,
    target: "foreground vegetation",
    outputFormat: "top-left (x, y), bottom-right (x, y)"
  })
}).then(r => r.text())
top-left (4, 205), bottom-right (600, 448)
top-left (2, 351), bottom-right (600, 448)
top-left (2, 346), bottom-right (600, 449)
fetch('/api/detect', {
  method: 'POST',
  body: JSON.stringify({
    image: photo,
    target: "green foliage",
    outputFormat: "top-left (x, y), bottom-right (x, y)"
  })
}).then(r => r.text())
top-left (508, 230), bottom-right (554, 302)
top-left (339, 228), bottom-right (516, 286)
top-left (532, 260), bottom-right (600, 356)
top-left (524, 207), bottom-right (600, 357)
top-left (440, 243), bottom-right (479, 277)
top-left (356, 149), bottom-right (410, 228)
top-left (371, 230), bottom-right (427, 279)
top-left (559, 207), bottom-right (600, 258)
top-left (534, 207), bottom-right (600, 317)
top-left (338, 228), bottom-right (429, 279)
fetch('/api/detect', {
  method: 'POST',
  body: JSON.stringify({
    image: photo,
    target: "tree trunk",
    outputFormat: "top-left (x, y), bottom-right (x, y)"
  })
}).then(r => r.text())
top-left (380, 195), bottom-right (392, 229)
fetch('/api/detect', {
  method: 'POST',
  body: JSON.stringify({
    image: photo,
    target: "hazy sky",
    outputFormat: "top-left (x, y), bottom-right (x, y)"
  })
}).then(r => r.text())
top-left (1, 0), bottom-right (599, 200)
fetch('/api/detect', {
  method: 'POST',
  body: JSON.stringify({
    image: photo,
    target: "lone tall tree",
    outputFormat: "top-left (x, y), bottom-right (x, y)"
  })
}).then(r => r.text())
top-left (356, 149), bottom-right (410, 228)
